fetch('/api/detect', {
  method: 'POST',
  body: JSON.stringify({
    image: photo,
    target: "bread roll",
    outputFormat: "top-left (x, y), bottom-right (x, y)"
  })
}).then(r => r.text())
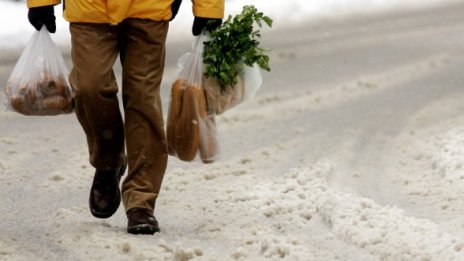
top-left (54, 76), bottom-right (70, 96)
top-left (63, 96), bottom-right (75, 113)
top-left (9, 95), bottom-right (36, 115)
top-left (18, 84), bottom-right (29, 96)
top-left (37, 73), bottom-right (52, 96)
top-left (9, 95), bottom-right (25, 113)
top-left (42, 96), bottom-right (65, 110)
top-left (24, 87), bottom-right (38, 106)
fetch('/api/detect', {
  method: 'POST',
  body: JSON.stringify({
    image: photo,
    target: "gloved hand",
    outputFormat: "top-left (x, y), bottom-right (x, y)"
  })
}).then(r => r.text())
top-left (28, 5), bottom-right (56, 33)
top-left (192, 17), bottom-right (222, 36)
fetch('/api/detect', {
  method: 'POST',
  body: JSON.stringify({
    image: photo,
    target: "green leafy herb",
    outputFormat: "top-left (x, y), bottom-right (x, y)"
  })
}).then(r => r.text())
top-left (203, 5), bottom-right (273, 89)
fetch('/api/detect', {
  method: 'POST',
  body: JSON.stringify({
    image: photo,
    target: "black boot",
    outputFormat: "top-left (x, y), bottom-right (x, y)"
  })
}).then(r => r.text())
top-left (127, 208), bottom-right (160, 235)
top-left (89, 163), bottom-right (127, 218)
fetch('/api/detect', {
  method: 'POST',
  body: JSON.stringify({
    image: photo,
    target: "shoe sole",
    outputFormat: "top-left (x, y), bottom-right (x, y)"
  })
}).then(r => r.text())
top-left (90, 162), bottom-right (127, 219)
top-left (127, 224), bottom-right (160, 235)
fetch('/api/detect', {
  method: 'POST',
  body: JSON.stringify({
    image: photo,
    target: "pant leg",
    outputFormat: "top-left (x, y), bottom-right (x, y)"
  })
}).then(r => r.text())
top-left (69, 23), bottom-right (126, 170)
top-left (119, 19), bottom-right (169, 212)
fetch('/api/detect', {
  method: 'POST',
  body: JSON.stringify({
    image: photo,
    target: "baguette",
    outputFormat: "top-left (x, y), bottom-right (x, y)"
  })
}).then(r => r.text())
top-left (167, 79), bottom-right (187, 156)
top-left (174, 84), bottom-right (205, 161)
top-left (199, 115), bottom-right (218, 164)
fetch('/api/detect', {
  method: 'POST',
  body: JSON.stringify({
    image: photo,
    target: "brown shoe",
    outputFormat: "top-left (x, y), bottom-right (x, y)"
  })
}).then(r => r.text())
top-left (127, 208), bottom-right (160, 235)
top-left (89, 162), bottom-right (127, 218)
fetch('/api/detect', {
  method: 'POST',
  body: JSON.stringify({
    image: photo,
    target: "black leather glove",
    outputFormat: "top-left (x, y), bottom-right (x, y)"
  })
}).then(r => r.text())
top-left (192, 17), bottom-right (222, 36)
top-left (28, 5), bottom-right (56, 33)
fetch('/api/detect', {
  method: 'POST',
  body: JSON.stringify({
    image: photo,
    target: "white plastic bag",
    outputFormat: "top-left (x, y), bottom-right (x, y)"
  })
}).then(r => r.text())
top-left (4, 27), bottom-right (73, 115)
top-left (166, 33), bottom-right (262, 164)
top-left (167, 34), bottom-right (218, 163)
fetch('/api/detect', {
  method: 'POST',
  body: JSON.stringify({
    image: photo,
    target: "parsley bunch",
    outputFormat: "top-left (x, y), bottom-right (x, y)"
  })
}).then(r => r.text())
top-left (203, 5), bottom-right (273, 89)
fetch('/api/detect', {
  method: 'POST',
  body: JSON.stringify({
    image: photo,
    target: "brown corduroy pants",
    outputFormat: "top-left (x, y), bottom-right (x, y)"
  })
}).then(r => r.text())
top-left (69, 19), bottom-right (169, 213)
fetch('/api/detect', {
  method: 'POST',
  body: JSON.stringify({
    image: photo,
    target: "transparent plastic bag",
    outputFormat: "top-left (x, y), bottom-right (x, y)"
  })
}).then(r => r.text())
top-left (167, 34), bottom-right (218, 163)
top-left (166, 33), bottom-right (262, 164)
top-left (4, 27), bottom-right (74, 115)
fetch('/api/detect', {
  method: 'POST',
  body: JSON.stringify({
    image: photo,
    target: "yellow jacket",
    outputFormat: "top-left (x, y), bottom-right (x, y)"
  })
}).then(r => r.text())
top-left (27, 0), bottom-right (224, 25)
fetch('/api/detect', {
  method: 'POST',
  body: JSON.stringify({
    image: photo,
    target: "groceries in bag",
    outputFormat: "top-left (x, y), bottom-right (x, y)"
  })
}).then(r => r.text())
top-left (4, 27), bottom-right (74, 115)
top-left (167, 5), bottom-right (272, 163)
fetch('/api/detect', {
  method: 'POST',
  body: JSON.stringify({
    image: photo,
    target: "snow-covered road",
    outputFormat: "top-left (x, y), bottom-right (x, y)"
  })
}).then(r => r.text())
top-left (1, 2), bottom-right (464, 260)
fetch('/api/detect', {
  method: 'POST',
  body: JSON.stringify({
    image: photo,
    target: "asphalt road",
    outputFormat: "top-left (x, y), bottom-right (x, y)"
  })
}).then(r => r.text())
top-left (1, 2), bottom-right (464, 260)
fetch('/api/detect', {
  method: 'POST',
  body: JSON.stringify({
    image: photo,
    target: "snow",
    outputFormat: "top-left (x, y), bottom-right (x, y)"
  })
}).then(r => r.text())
top-left (0, 0), bottom-right (461, 48)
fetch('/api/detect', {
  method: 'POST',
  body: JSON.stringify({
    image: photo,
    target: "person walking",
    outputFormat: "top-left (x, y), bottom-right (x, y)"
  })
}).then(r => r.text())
top-left (26, 0), bottom-right (223, 235)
